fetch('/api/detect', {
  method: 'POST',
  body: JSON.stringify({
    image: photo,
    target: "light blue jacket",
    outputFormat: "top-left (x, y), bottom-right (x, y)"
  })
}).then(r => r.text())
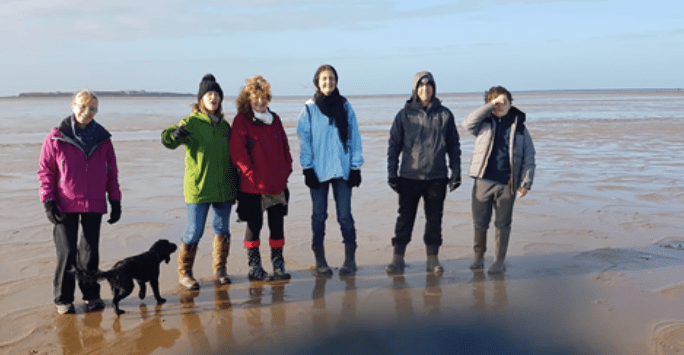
top-left (297, 99), bottom-right (364, 182)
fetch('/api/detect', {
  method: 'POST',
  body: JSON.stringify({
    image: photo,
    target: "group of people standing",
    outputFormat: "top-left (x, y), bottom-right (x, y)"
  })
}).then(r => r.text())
top-left (38, 64), bottom-right (535, 315)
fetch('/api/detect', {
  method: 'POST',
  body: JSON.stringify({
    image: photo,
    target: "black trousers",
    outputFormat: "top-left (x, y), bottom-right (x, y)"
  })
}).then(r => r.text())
top-left (53, 213), bottom-right (102, 305)
top-left (238, 192), bottom-right (286, 248)
top-left (392, 178), bottom-right (448, 247)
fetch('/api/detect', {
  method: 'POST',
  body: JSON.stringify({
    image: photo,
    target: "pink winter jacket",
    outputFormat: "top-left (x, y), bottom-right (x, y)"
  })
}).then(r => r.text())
top-left (38, 117), bottom-right (121, 213)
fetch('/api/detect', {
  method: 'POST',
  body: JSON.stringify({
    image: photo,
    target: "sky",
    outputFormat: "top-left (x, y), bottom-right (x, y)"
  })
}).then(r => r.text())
top-left (2, 0), bottom-right (683, 97)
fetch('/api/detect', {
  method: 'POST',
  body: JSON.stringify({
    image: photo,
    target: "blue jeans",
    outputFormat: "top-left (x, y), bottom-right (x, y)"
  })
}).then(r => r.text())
top-left (183, 201), bottom-right (234, 245)
top-left (309, 179), bottom-right (356, 247)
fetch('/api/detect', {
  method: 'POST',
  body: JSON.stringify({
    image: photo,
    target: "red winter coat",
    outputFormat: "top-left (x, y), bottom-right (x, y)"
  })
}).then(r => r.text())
top-left (38, 117), bottom-right (121, 213)
top-left (230, 111), bottom-right (292, 195)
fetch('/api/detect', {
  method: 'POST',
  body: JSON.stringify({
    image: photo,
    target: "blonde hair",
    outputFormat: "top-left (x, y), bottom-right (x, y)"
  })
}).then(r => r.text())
top-left (191, 99), bottom-right (223, 116)
top-left (236, 75), bottom-right (272, 114)
top-left (72, 90), bottom-right (98, 106)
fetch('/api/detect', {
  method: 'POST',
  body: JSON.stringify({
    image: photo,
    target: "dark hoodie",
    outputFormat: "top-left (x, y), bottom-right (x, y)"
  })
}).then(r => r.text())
top-left (387, 71), bottom-right (461, 181)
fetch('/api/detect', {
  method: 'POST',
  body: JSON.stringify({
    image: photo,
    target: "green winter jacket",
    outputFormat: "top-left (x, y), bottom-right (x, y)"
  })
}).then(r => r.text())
top-left (162, 111), bottom-right (237, 204)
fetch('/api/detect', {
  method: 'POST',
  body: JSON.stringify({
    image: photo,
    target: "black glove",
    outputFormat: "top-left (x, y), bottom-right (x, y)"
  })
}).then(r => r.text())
top-left (347, 169), bottom-right (362, 188)
top-left (107, 200), bottom-right (121, 224)
top-left (303, 168), bottom-right (320, 189)
top-left (171, 124), bottom-right (193, 140)
top-left (448, 177), bottom-right (462, 192)
top-left (388, 177), bottom-right (400, 193)
top-left (44, 200), bottom-right (66, 224)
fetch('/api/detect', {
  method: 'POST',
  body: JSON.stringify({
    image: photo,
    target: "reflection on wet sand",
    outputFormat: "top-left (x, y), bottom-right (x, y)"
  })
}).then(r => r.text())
top-left (340, 275), bottom-right (357, 325)
top-left (179, 289), bottom-right (211, 354)
top-left (49, 269), bottom-right (616, 354)
top-left (57, 304), bottom-right (181, 354)
top-left (311, 276), bottom-right (330, 336)
top-left (470, 272), bottom-right (509, 314)
top-left (270, 282), bottom-right (287, 331)
top-left (213, 282), bottom-right (236, 352)
top-left (423, 273), bottom-right (442, 318)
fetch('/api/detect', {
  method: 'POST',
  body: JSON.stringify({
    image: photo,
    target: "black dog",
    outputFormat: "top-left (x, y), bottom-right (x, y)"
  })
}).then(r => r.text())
top-left (88, 239), bottom-right (177, 315)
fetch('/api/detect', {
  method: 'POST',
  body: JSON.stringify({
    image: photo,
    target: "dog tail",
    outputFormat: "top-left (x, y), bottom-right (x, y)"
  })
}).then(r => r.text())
top-left (73, 268), bottom-right (110, 282)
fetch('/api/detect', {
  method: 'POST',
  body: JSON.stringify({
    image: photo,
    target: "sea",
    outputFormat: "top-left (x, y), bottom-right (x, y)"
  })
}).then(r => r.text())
top-left (1, 90), bottom-right (683, 146)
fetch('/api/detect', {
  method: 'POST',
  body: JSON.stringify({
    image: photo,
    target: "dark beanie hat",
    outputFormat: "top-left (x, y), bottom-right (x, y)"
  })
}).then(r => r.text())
top-left (197, 74), bottom-right (223, 102)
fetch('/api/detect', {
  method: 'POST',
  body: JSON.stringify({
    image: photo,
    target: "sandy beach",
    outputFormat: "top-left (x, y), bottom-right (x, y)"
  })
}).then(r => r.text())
top-left (1, 92), bottom-right (684, 354)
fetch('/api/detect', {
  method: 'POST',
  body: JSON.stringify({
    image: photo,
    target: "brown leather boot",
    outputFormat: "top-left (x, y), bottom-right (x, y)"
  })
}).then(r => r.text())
top-left (212, 234), bottom-right (231, 285)
top-left (178, 242), bottom-right (199, 290)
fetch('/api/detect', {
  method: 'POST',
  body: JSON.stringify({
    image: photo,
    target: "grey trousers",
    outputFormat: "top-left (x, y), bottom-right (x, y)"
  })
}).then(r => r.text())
top-left (53, 213), bottom-right (102, 305)
top-left (471, 179), bottom-right (516, 232)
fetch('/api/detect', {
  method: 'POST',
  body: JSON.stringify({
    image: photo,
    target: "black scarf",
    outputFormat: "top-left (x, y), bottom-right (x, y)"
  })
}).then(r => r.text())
top-left (314, 88), bottom-right (349, 151)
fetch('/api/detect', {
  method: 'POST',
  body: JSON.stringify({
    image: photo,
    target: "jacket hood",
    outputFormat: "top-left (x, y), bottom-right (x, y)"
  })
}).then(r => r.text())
top-left (507, 106), bottom-right (527, 133)
top-left (57, 115), bottom-right (111, 144)
top-left (409, 71), bottom-right (436, 103)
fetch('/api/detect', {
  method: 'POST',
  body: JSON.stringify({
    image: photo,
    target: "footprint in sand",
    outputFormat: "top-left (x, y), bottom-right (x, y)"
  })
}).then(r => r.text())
top-left (655, 237), bottom-right (684, 251)
top-left (574, 248), bottom-right (675, 266)
top-left (650, 321), bottom-right (684, 355)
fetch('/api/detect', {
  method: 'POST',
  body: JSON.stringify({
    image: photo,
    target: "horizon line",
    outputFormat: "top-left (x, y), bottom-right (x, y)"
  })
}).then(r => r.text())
top-left (2, 87), bottom-right (683, 99)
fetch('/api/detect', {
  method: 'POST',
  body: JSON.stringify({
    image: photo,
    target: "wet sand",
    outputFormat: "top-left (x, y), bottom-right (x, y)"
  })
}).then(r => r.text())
top-left (1, 114), bottom-right (684, 354)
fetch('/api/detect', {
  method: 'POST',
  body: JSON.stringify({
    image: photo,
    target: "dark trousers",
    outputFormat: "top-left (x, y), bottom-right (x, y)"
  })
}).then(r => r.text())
top-left (392, 178), bottom-right (448, 247)
top-left (53, 213), bottom-right (103, 305)
top-left (239, 192), bottom-right (286, 248)
top-left (471, 179), bottom-right (516, 232)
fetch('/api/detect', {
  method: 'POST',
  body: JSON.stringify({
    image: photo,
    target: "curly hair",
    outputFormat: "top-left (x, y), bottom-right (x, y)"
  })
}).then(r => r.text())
top-left (236, 75), bottom-right (272, 114)
top-left (485, 86), bottom-right (513, 104)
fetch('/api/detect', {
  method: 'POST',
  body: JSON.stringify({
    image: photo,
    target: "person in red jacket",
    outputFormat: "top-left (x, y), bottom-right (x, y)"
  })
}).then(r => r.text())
top-left (38, 90), bottom-right (122, 314)
top-left (231, 75), bottom-right (293, 281)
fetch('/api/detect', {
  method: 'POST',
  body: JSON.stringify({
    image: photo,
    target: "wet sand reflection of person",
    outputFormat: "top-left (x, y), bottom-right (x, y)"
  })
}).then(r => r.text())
top-left (179, 289), bottom-right (212, 354)
top-left (423, 273), bottom-right (442, 319)
top-left (246, 282), bottom-right (266, 336)
top-left (391, 276), bottom-right (417, 321)
top-left (271, 282), bottom-right (288, 331)
top-left (56, 314), bottom-right (86, 354)
top-left (311, 277), bottom-right (330, 335)
top-left (470, 273), bottom-right (509, 314)
top-left (213, 283), bottom-right (236, 352)
top-left (339, 275), bottom-right (357, 325)
top-left (131, 305), bottom-right (181, 354)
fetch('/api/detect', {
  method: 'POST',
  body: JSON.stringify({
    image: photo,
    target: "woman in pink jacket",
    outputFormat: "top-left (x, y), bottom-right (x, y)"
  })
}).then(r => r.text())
top-left (38, 90), bottom-right (122, 314)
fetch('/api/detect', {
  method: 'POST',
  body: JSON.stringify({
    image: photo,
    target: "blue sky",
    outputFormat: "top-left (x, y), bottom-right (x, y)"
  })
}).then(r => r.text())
top-left (2, 0), bottom-right (682, 97)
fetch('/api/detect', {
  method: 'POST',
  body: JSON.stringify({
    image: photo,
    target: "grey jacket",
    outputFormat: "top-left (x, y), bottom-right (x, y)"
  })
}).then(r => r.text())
top-left (463, 103), bottom-right (535, 190)
top-left (388, 98), bottom-right (461, 181)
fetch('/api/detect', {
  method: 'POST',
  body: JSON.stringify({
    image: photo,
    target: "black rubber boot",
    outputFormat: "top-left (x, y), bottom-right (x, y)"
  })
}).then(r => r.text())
top-left (425, 244), bottom-right (444, 273)
top-left (339, 243), bottom-right (357, 276)
top-left (270, 247), bottom-right (291, 281)
top-left (247, 247), bottom-right (269, 281)
top-left (470, 229), bottom-right (487, 270)
top-left (312, 245), bottom-right (333, 277)
top-left (386, 244), bottom-right (407, 275)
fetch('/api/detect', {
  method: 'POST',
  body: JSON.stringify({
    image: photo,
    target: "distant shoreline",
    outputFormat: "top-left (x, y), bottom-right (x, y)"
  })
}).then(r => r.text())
top-left (14, 90), bottom-right (194, 98)
top-left (1, 88), bottom-right (682, 99)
